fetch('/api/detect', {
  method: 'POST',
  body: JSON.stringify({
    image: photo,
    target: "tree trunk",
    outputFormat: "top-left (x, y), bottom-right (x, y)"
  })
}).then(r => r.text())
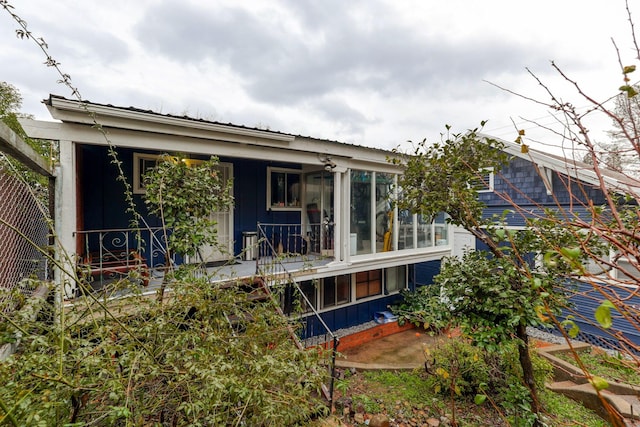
top-left (515, 322), bottom-right (542, 426)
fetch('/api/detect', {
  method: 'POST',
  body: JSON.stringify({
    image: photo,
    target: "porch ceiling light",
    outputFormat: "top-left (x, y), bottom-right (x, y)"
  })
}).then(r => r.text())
top-left (319, 154), bottom-right (336, 171)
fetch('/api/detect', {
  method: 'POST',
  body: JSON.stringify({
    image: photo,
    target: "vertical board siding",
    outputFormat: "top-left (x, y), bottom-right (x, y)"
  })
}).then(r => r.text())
top-left (301, 294), bottom-right (404, 337)
top-left (79, 144), bottom-right (304, 256)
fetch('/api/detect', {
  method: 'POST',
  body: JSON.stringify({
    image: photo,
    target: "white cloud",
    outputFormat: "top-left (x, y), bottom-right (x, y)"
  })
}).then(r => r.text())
top-left (1, 0), bottom-right (638, 151)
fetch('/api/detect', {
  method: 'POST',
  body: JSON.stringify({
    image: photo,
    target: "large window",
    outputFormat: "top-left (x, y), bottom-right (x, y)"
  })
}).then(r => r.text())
top-left (351, 170), bottom-right (372, 255)
top-left (355, 269), bottom-right (382, 300)
top-left (267, 167), bottom-right (301, 210)
top-left (376, 173), bottom-right (394, 252)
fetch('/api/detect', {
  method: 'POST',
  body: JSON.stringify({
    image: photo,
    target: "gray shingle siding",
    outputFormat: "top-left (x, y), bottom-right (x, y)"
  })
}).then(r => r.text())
top-left (479, 157), bottom-right (606, 225)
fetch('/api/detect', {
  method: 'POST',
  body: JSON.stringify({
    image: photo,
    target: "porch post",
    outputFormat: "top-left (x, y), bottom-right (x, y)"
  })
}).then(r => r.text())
top-left (342, 169), bottom-right (350, 262)
top-left (333, 171), bottom-right (342, 262)
top-left (55, 139), bottom-right (77, 299)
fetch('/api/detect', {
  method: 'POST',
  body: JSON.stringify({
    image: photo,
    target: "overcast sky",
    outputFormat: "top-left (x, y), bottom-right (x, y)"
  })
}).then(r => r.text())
top-left (1, 1), bottom-right (637, 152)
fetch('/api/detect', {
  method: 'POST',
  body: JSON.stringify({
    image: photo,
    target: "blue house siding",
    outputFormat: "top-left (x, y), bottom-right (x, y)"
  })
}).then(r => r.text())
top-left (479, 157), bottom-right (606, 226)
top-left (473, 155), bottom-right (640, 348)
top-left (480, 157), bottom-right (605, 207)
top-left (301, 294), bottom-right (403, 336)
top-left (414, 260), bottom-right (441, 287)
top-left (78, 144), bottom-right (305, 257)
top-left (552, 281), bottom-right (640, 351)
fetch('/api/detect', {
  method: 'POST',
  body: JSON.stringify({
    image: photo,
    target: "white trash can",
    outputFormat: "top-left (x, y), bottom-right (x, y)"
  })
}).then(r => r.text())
top-left (243, 231), bottom-right (258, 260)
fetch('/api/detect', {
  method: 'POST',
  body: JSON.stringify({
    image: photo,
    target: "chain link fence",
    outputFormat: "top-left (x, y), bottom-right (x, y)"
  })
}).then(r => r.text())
top-left (0, 158), bottom-right (51, 312)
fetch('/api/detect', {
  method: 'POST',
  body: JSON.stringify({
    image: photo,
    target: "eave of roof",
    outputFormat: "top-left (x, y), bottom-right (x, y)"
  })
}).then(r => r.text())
top-left (44, 95), bottom-right (397, 162)
top-left (481, 133), bottom-right (640, 195)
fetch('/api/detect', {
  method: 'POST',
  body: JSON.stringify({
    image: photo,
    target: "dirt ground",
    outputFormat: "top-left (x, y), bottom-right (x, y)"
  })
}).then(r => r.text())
top-left (337, 328), bottom-right (446, 366)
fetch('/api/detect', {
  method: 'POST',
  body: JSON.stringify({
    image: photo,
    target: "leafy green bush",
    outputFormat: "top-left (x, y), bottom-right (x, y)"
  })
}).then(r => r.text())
top-left (0, 273), bottom-right (330, 426)
top-left (423, 338), bottom-right (556, 426)
top-left (423, 338), bottom-right (490, 397)
top-left (389, 285), bottom-right (452, 332)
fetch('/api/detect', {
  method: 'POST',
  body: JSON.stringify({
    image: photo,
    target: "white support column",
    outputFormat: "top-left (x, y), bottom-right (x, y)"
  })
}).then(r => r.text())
top-left (343, 170), bottom-right (351, 262)
top-left (392, 175), bottom-right (399, 251)
top-left (54, 140), bottom-right (77, 299)
top-left (333, 171), bottom-right (342, 262)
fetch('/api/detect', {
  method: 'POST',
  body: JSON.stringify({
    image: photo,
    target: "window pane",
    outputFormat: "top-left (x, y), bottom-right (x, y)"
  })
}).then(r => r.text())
top-left (386, 266), bottom-right (406, 293)
top-left (376, 173), bottom-right (394, 252)
top-left (269, 168), bottom-right (301, 209)
top-left (322, 276), bottom-right (336, 308)
top-left (351, 170), bottom-right (372, 255)
top-left (369, 279), bottom-right (382, 295)
top-left (271, 171), bottom-right (286, 207)
top-left (300, 280), bottom-right (316, 312)
top-left (355, 269), bottom-right (382, 300)
top-left (417, 214), bottom-right (432, 248)
top-left (287, 173), bottom-right (300, 207)
top-left (336, 275), bottom-right (350, 304)
top-left (433, 212), bottom-right (448, 245)
top-left (398, 209), bottom-right (413, 249)
top-left (356, 282), bottom-right (369, 299)
top-left (356, 271), bottom-right (368, 282)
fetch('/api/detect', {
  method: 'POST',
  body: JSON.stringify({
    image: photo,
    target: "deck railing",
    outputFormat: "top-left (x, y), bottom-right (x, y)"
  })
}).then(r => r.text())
top-left (256, 222), bottom-right (339, 404)
top-left (255, 222), bottom-right (333, 271)
top-left (74, 227), bottom-right (174, 289)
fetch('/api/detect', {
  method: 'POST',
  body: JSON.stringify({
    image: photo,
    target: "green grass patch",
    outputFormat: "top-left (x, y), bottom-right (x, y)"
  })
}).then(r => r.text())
top-left (555, 348), bottom-right (640, 385)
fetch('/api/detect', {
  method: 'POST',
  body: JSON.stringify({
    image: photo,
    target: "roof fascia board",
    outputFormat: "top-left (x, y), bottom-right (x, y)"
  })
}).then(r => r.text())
top-left (482, 133), bottom-right (640, 195)
top-left (290, 136), bottom-right (398, 165)
top-left (46, 97), bottom-right (294, 144)
top-left (21, 119), bottom-right (403, 172)
top-left (45, 98), bottom-right (402, 165)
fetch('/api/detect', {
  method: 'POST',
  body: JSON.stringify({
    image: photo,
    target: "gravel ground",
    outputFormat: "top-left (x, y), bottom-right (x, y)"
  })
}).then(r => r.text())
top-left (525, 326), bottom-right (573, 344)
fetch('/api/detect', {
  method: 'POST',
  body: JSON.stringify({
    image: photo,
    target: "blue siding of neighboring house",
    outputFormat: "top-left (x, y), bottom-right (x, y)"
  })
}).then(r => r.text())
top-left (479, 157), bottom-right (606, 225)
top-left (556, 281), bottom-right (640, 352)
top-left (474, 156), bottom-right (639, 347)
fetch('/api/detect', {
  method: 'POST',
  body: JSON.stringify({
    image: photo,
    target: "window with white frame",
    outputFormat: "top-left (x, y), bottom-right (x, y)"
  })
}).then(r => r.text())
top-left (385, 265), bottom-right (407, 294)
top-left (267, 167), bottom-right (301, 210)
top-left (133, 153), bottom-right (160, 194)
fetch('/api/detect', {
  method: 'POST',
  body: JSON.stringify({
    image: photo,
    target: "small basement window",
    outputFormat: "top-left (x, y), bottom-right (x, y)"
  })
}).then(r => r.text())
top-left (385, 265), bottom-right (407, 294)
top-left (322, 275), bottom-right (351, 308)
top-left (267, 167), bottom-right (301, 210)
top-left (355, 269), bottom-right (382, 300)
